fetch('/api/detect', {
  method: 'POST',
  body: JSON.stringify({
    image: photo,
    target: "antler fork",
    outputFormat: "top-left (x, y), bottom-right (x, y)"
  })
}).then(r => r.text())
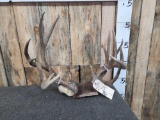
top-left (94, 31), bottom-right (126, 85)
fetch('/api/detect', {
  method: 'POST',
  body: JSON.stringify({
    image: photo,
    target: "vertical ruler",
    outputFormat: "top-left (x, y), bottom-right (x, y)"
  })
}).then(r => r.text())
top-left (113, 0), bottom-right (133, 98)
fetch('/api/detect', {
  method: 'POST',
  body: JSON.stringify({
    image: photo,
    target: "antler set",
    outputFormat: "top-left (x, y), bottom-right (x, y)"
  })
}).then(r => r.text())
top-left (24, 13), bottom-right (126, 98)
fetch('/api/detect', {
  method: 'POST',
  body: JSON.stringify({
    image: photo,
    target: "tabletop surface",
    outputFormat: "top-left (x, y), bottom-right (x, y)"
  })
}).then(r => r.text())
top-left (0, 85), bottom-right (138, 120)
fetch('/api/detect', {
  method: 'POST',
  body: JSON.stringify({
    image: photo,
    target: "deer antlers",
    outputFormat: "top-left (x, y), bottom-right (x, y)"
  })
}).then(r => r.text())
top-left (24, 13), bottom-right (126, 98)
top-left (99, 31), bottom-right (126, 84)
top-left (24, 12), bottom-right (60, 89)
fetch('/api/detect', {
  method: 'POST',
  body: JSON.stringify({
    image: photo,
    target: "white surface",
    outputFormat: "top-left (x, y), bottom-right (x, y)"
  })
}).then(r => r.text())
top-left (93, 79), bottom-right (115, 100)
top-left (113, 78), bottom-right (126, 99)
top-left (114, 0), bottom-right (132, 98)
top-left (116, 0), bottom-right (132, 22)
top-left (116, 23), bottom-right (131, 42)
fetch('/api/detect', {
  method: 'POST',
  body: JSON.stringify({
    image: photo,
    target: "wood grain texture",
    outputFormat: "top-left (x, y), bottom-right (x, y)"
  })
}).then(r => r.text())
top-left (38, 2), bottom-right (71, 66)
top-left (80, 64), bottom-right (99, 82)
top-left (0, 3), bottom-right (117, 86)
top-left (25, 65), bottom-right (79, 85)
top-left (0, 47), bottom-right (8, 87)
top-left (101, 2), bottom-right (116, 81)
top-left (38, 3), bottom-right (79, 83)
top-left (53, 66), bottom-right (79, 83)
top-left (141, 1), bottom-right (160, 119)
top-left (24, 67), bottom-right (41, 85)
top-left (125, 0), bottom-right (143, 106)
top-left (69, 2), bottom-right (101, 65)
top-left (13, 3), bottom-right (39, 67)
top-left (0, 3), bottom-right (26, 86)
top-left (13, 3), bottom-right (72, 84)
top-left (13, 3), bottom-right (40, 85)
top-left (131, 0), bottom-right (157, 119)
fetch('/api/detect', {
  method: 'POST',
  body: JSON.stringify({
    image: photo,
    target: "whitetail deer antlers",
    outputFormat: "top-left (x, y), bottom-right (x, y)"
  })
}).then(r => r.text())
top-left (24, 13), bottom-right (126, 98)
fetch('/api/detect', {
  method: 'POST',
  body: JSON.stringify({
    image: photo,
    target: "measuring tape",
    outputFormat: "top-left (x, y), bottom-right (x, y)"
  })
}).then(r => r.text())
top-left (114, 0), bottom-right (132, 98)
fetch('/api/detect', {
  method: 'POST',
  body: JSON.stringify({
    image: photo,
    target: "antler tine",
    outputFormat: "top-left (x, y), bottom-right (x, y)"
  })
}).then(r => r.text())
top-left (44, 15), bottom-right (60, 75)
top-left (34, 41), bottom-right (46, 82)
top-left (44, 15), bottom-right (60, 45)
top-left (109, 40), bottom-right (127, 69)
top-left (24, 39), bottom-right (36, 67)
top-left (110, 68), bottom-right (121, 84)
top-left (103, 31), bottom-right (125, 69)
top-left (34, 40), bottom-right (61, 89)
top-left (103, 31), bottom-right (111, 64)
top-left (119, 41), bottom-right (124, 62)
top-left (112, 30), bottom-right (117, 58)
top-left (117, 39), bottom-right (123, 54)
top-left (110, 46), bottom-right (124, 84)
top-left (35, 12), bottom-right (59, 76)
top-left (24, 39), bottom-right (50, 72)
top-left (41, 72), bottom-right (61, 90)
top-left (110, 55), bottom-right (126, 69)
top-left (38, 12), bottom-right (49, 69)
top-left (96, 67), bottom-right (108, 81)
top-left (38, 12), bottom-right (45, 45)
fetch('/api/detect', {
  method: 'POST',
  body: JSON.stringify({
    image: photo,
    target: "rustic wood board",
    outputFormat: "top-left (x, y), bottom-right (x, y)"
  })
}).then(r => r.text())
top-left (13, 3), bottom-right (41, 85)
top-left (13, 3), bottom-right (40, 67)
top-left (52, 65), bottom-right (79, 82)
top-left (141, 1), bottom-right (160, 119)
top-left (10, 0), bottom-right (118, 2)
top-left (69, 2), bottom-right (101, 65)
top-left (14, 3), bottom-right (70, 65)
top-left (101, 2), bottom-right (116, 81)
top-left (0, 3), bottom-right (26, 86)
top-left (0, 3), bottom-right (117, 86)
top-left (0, 47), bottom-right (8, 87)
top-left (131, 0), bottom-right (157, 119)
top-left (38, 2), bottom-right (71, 66)
top-left (24, 67), bottom-right (41, 85)
top-left (25, 65), bottom-right (79, 85)
top-left (38, 3), bottom-right (78, 83)
top-left (13, 3), bottom-right (73, 84)
top-left (13, 3), bottom-right (71, 66)
top-left (80, 64), bottom-right (100, 82)
top-left (125, 0), bottom-right (142, 106)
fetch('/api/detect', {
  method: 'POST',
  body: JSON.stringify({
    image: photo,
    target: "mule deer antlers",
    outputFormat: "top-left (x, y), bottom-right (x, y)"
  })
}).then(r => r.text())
top-left (24, 13), bottom-right (126, 98)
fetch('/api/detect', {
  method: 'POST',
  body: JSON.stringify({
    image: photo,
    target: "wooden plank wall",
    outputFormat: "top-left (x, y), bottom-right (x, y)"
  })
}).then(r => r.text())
top-left (126, 0), bottom-right (160, 120)
top-left (0, 1), bottom-right (160, 120)
top-left (0, 2), bottom-right (116, 86)
top-left (0, 3), bottom-right (26, 86)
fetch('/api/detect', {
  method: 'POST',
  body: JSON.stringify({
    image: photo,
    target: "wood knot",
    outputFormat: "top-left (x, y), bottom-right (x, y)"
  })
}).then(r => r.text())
top-left (33, 26), bottom-right (39, 33)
